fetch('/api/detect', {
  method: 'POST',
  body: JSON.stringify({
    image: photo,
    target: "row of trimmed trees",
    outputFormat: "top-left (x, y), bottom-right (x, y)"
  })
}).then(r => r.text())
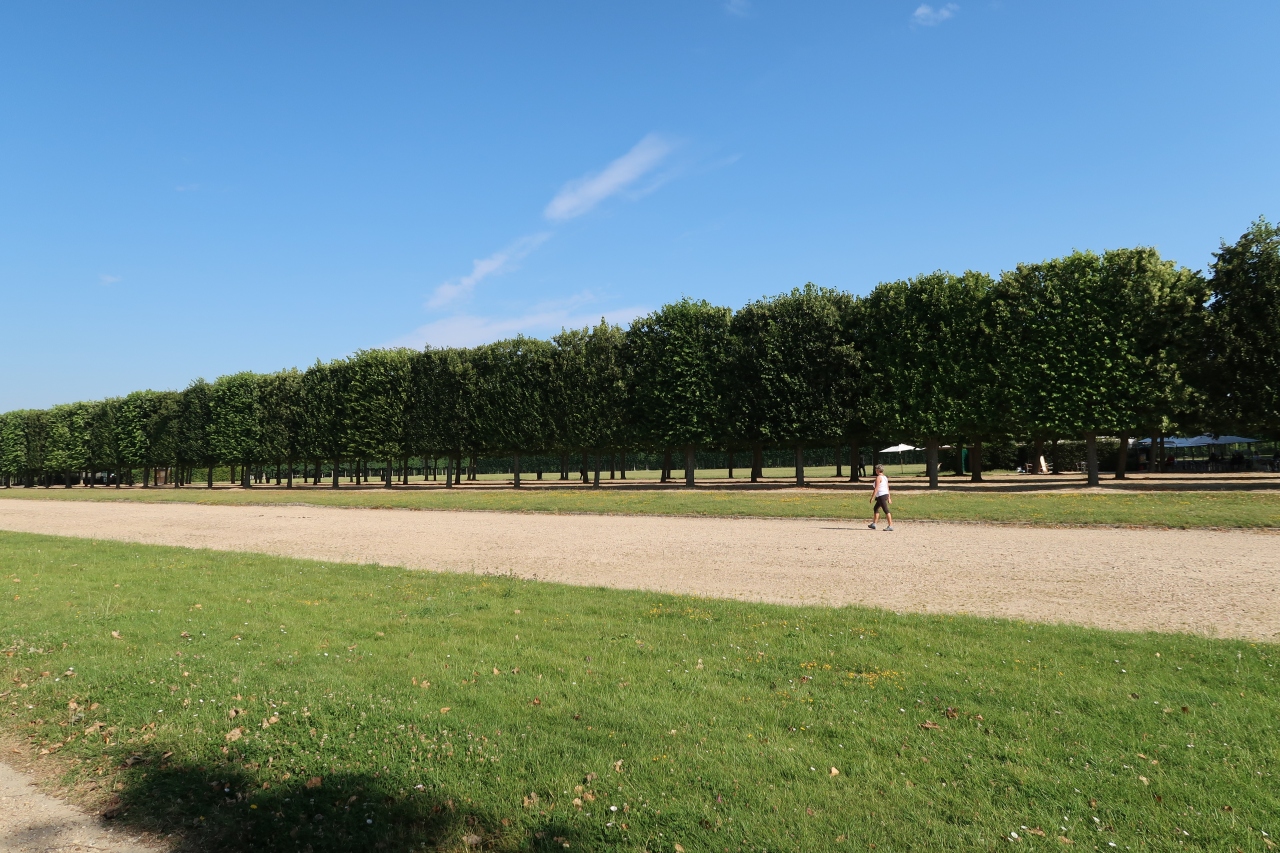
top-left (3, 220), bottom-right (1278, 489)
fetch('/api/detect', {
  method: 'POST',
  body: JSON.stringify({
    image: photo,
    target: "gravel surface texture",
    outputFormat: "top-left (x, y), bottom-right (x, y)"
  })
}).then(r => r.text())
top-left (2, 498), bottom-right (1278, 641)
top-left (0, 759), bottom-right (156, 853)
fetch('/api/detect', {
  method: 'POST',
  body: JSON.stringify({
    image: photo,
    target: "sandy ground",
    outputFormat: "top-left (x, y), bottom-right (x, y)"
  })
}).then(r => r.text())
top-left (2, 498), bottom-right (1278, 641)
top-left (0, 760), bottom-right (156, 853)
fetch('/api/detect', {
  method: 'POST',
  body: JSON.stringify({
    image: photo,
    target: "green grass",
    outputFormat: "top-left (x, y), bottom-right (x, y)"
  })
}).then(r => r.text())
top-left (4, 480), bottom-right (1280, 528)
top-left (3, 532), bottom-right (1277, 852)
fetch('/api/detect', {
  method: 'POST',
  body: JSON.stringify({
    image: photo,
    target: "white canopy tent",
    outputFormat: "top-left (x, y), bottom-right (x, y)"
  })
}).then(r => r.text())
top-left (1133, 435), bottom-right (1258, 448)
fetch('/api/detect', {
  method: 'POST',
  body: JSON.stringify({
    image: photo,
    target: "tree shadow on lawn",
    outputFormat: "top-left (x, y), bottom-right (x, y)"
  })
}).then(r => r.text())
top-left (101, 751), bottom-right (577, 852)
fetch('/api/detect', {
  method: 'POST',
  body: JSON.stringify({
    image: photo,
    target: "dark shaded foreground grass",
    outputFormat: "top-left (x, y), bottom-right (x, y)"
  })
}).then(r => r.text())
top-left (4, 481), bottom-right (1280, 528)
top-left (2, 532), bottom-right (1278, 852)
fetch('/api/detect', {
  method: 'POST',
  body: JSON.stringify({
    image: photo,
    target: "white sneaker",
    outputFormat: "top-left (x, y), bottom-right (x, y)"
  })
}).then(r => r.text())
top-left (867, 523), bottom-right (876, 529)
top-left (884, 525), bottom-right (894, 531)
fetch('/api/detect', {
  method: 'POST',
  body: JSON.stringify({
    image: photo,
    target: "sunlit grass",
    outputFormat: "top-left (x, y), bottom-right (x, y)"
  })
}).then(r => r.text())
top-left (3, 532), bottom-right (1277, 851)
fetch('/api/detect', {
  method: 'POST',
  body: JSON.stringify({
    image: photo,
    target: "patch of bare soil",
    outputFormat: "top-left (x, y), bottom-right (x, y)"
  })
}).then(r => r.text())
top-left (1, 498), bottom-right (1277, 641)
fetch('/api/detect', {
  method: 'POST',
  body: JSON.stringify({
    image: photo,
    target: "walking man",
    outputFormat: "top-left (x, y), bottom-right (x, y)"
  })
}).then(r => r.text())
top-left (868, 464), bottom-right (893, 531)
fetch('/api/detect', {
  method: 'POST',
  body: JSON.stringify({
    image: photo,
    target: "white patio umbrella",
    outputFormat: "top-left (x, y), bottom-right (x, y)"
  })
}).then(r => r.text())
top-left (878, 444), bottom-right (920, 474)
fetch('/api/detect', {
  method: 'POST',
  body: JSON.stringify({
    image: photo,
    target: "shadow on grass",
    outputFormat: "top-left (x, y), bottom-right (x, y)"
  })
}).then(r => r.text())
top-left (101, 750), bottom-right (576, 852)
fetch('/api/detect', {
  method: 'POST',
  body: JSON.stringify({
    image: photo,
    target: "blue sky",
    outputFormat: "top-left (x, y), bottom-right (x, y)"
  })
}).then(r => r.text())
top-left (2, 2), bottom-right (1277, 409)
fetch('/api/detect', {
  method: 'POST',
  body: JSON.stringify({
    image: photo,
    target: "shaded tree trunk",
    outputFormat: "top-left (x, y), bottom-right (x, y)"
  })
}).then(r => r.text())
top-left (751, 443), bottom-right (763, 483)
top-left (848, 441), bottom-right (861, 482)
top-left (728, 449), bottom-right (735, 479)
top-left (953, 442), bottom-right (964, 477)
top-left (513, 453), bottom-right (522, 488)
top-left (619, 449), bottom-right (626, 480)
top-left (581, 452), bottom-right (589, 484)
top-left (684, 446), bottom-right (696, 487)
top-left (925, 437), bottom-right (939, 489)
top-left (332, 460), bottom-right (340, 488)
top-left (834, 445), bottom-right (841, 479)
top-left (1033, 438), bottom-right (1046, 474)
top-left (969, 441), bottom-right (984, 482)
top-left (794, 444), bottom-right (805, 487)
top-left (287, 460), bottom-right (294, 489)
top-left (445, 457), bottom-right (453, 488)
top-left (559, 453), bottom-right (568, 480)
top-left (593, 454), bottom-right (601, 488)
top-left (662, 449), bottom-right (672, 483)
top-left (1115, 434), bottom-right (1129, 479)
top-left (1085, 433), bottom-right (1099, 487)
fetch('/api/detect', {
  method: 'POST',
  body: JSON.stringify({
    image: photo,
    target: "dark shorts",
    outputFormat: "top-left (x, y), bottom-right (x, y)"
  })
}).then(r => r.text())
top-left (874, 495), bottom-right (891, 513)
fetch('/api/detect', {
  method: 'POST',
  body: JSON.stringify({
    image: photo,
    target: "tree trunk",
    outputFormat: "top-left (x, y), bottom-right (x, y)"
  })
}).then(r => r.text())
top-left (1115, 434), bottom-right (1129, 479)
top-left (242, 462), bottom-right (252, 488)
top-left (142, 466), bottom-right (150, 488)
top-left (513, 453), bottom-right (521, 488)
top-left (593, 454), bottom-right (601, 488)
top-left (751, 443), bottom-right (763, 482)
top-left (445, 457), bottom-right (453, 488)
top-left (662, 449), bottom-right (672, 483)
top-left (332, 460), bottom-right (340, 488)
top-left (1032, 438), bottom-right (1045, 474)
top-left (969, 441), bottom-right (984, 482)
top-left (794, 444), bottom-right (805, 487)
top-left (684, 446), bottom-right (696, 487)
top-left (834, 445), bottom-right (841, 479)
top-left (619, 449), bottom-right (626, 480)
top-left (925, 437), bottom-right (939, 489)
top-left (1085, 433), bottom-right (1100, 486)
top-left (580, 452), bottom-right (589, 484)
top-left (287, 460), bottom-right (294, 489)
top-left (559, 453), bottom-right (568, 480)
top-left (848, 441), bottom-right (860, 482)
top-left (727, 449), bottom-right (735, 479)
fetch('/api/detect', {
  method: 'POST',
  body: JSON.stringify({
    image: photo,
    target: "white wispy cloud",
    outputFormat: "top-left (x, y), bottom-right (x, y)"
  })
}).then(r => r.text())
top-left (99, 274), bottom-right (121, 286)
top-left (393, 299), bottom-right (650, 350)
top-left (426, 232), bottom-right (552, 309)
top-left (912, 3), bottom-right (958, 26)
top-left (544, 133), bottom-right (676, 222)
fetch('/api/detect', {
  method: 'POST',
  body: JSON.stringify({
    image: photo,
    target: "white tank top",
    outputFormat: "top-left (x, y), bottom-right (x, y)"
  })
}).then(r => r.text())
top-left (874, 474), bottom-right (890, 497)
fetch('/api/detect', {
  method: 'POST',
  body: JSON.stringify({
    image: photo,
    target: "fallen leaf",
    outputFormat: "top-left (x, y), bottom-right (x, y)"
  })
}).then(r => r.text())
top-left (101, 794), bottom-right (124, 819)
top-left (305, 776), bottom-right (322, 789)
top-left (440, 707), bottom-right (451, 715)
top-left (180, 632), bottom-right (190, 638)
top-left (945, 707), bottom-right (958, 719)
top-left (532, 698), bottom-right (542, 706)
top-left (110, 631), bottom-right (122, 640)
top-left (463, 833), bottom-right (482, 847)
top-left (920, 720), bottom-right (941, 730)
top-left (806, 807), bottom-right (816, 816)
top-left (674, 845), bottom-right (686, 853)
top-left (225, 728), bottom-right (243, 742)
top-left (1222, 805), bottom-right (1232, 812)
top-left (1027, 828), bottom-right (1046, 837)
top-left (613, 759), bottom-right (624, 773)
top-left (1058, 837), bottom-right (1073, 845)
top-left (493, 668), bottom-right (501, 675)
top-left (1139, 776), bottom-right (1149, 785)
top-left (1089, 798), bottom-right (1097, 808)
top-left (829, 767), bottom-right (840, 776)
top-left (84, 721), bottom-right (104, 734)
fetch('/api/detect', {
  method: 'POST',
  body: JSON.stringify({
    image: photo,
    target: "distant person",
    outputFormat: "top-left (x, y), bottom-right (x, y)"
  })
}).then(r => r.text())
top-left (868, 464), bottom-right (893, 531)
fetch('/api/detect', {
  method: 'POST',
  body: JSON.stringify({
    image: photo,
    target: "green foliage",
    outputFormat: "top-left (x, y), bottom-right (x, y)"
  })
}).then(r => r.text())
top-left (999, 253), bottom-right (1136, 438)
top-left (0, 225), bottom-right (1269, 481)
top-left (551, 321), bottom-right (627, 452)
top-left (469, 337), bottom-right (555, 455)
top-left (208, 374), bottom-right (262, 466)
top-left (856, 272), bottom-right (996, 443)
top-left (1207, 217), bottom-right (1280, 438)
top-left (625, 298), bottom-right (733, 451)
top-left (730, 284), bottom-right (859, 448)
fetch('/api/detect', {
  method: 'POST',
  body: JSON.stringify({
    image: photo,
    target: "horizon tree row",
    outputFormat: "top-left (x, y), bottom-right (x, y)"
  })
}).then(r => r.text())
top-left (3, 219), bottom-right (1277, 490)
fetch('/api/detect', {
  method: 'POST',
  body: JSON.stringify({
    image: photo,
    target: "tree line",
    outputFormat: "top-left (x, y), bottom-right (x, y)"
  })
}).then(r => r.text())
top-left (3, 219), bottom-right (1277, 490)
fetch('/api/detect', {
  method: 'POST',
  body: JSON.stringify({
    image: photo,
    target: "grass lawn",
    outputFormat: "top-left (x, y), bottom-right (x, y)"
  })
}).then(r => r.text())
top-left (3, 532), bottom-right (1277, 852)
top-left (4, 481), bottom-right (1280, 528)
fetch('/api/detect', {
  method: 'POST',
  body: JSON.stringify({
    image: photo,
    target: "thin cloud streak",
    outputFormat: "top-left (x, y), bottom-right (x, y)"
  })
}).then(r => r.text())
top-left (426, 232), bottom-right (552, 308)
top-left (544, 133), bottom-right (675, 221)
top-left (912, 3), bottom-right (958, 26)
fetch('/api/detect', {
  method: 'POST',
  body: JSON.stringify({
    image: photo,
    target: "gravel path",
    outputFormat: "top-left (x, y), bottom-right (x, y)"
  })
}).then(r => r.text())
top-left (2, 497), bottom-right (1278, 641)
top-left (0, 760), bottom-right (155, 853)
